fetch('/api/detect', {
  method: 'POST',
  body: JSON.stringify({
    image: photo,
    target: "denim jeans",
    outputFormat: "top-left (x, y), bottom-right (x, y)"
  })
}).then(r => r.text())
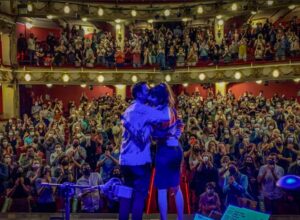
top-left (156, 54), bottom-right (166, 69)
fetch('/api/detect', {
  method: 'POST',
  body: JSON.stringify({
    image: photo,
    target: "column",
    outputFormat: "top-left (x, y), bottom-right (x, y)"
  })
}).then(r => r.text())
top-left (115, 23), bottom-right (125, 51)
top-left (214, 18), bottom-right (224, 45)
top-left (215, 82), bottom-right (227, 96)
top-left (1, 33), bottom-right (11, 66)
top-left (115, 84), bottom-right (126, 100)
top-left (2, 83), bottom-right (19, 118)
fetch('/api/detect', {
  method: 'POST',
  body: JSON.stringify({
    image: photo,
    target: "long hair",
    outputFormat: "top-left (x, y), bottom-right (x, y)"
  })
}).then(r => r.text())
top-left (150, 83), bottom-right (175, 108)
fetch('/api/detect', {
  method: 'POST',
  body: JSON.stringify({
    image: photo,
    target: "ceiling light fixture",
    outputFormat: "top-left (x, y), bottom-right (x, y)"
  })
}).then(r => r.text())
top-left (64, 3), bottom-right (70, 14)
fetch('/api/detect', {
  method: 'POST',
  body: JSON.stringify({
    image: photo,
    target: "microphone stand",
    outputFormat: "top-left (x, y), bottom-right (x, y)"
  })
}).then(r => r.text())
top-left (41, 182), bottom-right (91, 220)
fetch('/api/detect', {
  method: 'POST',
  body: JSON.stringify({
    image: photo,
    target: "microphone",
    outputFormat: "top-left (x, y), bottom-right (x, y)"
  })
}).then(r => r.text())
top-left (90, 178), bottom-right (133, 201)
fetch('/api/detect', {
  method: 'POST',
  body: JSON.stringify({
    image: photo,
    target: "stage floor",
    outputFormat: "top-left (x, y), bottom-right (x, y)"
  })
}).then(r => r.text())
top-left (0, 213), bottom-right (192, 220)
top-left (0, 213), bottom-right (300, 220)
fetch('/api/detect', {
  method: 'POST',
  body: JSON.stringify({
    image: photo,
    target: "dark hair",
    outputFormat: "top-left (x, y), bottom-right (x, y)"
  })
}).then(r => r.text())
top-left (131, 82), bottom-right (147, 99)
top-left (206, 182), bottom-right (216, 189)
top-left (149, 83), bottom-right (175, 107)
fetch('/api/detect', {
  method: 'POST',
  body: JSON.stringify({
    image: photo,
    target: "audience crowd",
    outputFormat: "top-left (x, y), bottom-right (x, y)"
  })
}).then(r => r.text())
top-left (1, 87), bottom-right (300, 216)
top-left (17, 17), bottom-right (300, 69)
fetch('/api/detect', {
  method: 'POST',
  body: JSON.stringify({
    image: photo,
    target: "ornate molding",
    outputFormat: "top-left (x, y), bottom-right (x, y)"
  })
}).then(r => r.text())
top-left (5, 61), bottom-right (300, 85)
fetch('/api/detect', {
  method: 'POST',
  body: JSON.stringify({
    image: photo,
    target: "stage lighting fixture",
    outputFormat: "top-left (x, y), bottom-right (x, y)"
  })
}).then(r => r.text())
top-left (131, 75), bottom-right (138, 83)
top-left (234, 71), bottom-right (242, 80)
top-left (148, 19), bottom-right (154, 23)
top-left (272, 69), bottom-right (280, 78)
top-left (197, 6), bottom-right (203, 14)
top-left (165, 74), bottom-right (171, 82)
top-left (216, 15), bottom-right (222, 19)
top-left (46, 84), bottom-right (53, 88)
top-left (288, 5), bottom-right (296, 10)
top-left (183, 83), bottom-right (188, 87)
top-left (251, 11), bottom-right (257, 15)
top-left (47, 15), bottom-right (53, 19)
top-left (164, 9), bottom-right (171, 17)
top-left (131, 10), bottom-right (137, 17)
top-left (256, 80), bottom-right (262, 84)
top-left (115, 19), bottom-right (121, 23)
top-left (64, 4), bottom-right (70, 14)
top-left (97, 75), bottom-right (104, 83)
top-left (24, 73), bottom-right (31, 82)
top-left (277, 175), bottom-right (300, 190)
top-left (199, 73), bottom-right (206, 81)
top-left (27, 2), bottom-right (33, 12)
top-left (267, 0), bottom-right (274, 6)
top-left (62, 74), bottom-right (70, 82)
top-left (98, 7), bottom-right (104, 16)
top-left (82, 17), bottom-right (87, 22)
top-left (231, 3), bottom-right (238, 11)
top-left (80, 84), bottom-right (87, 88)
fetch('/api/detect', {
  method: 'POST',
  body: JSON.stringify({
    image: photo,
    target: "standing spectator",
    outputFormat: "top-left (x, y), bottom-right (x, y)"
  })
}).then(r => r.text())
top-left (27, 33), bottom-right (36, 65)
top-left (132, 45), bottom-right (141, 68)
top-left (35, 166), bottom-right (57, 212)
top-left (17, 33), bottom-right (27, 61)
top-left (238, 38), bottom-right (247, 61)
top-left (176, 47), bottom-right (185, 67)
top-left (223, 161), bottom-right (249, 207)
top-left (76, 163), bottom-right (103, 213)
top-left (97, 143), bottom-right (119, 183)
top-left (115, 48), bottom-right (125, 68)
top-left (257, 153), bottom-right (284, 214)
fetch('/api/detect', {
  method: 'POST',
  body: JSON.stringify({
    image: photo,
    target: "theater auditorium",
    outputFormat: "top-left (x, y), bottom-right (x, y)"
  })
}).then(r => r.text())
top-left (0, 0), bottom-right (300, 219)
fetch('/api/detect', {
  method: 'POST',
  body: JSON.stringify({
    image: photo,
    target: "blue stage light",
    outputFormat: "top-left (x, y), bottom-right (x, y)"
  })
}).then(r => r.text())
top-left (276, 175), bottom-right (300, 190)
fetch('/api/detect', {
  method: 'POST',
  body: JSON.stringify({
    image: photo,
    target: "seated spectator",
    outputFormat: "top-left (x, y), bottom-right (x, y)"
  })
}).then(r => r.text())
top-left (76, 163), bottom-right (103, 213)
top-left (264, 43), bottom-right (273, 60)
top-left (199, 182), bottom-right (221, 216)
top-left (44, 53), bottom-right (53, 67)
